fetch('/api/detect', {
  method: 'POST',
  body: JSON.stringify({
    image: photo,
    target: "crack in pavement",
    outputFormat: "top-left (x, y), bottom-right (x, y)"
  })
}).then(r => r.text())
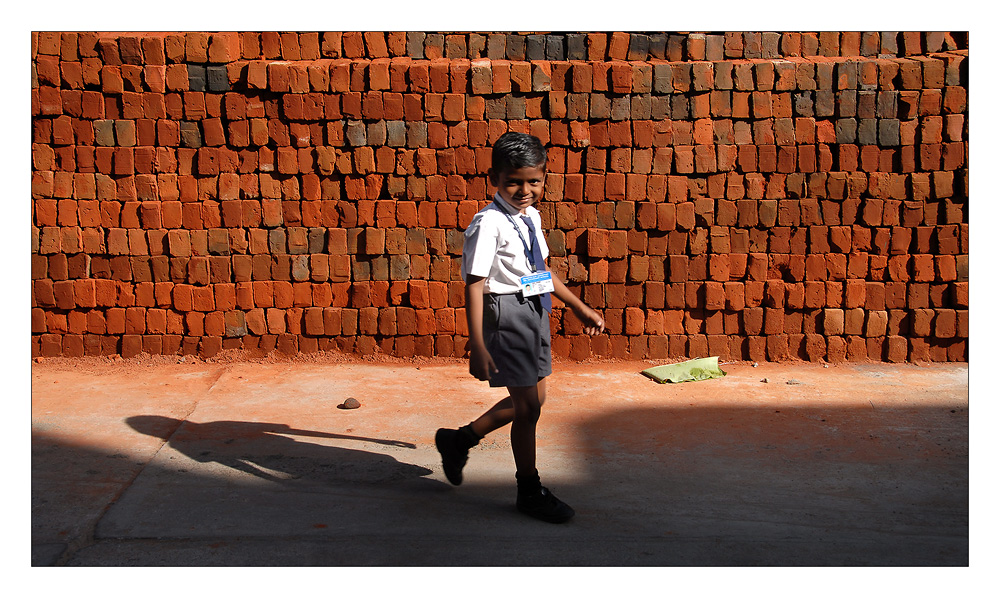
top-left (51, 365), bottom-right (230, 566)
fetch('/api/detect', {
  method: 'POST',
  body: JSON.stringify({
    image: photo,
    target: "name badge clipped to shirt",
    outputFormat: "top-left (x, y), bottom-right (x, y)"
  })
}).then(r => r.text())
top-left (520, 271), bottom-right (555, 298)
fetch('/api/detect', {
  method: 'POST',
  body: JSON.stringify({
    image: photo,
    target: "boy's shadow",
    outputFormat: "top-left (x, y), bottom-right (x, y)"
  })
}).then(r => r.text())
top-left (126, 415), bottom-right (435, 486)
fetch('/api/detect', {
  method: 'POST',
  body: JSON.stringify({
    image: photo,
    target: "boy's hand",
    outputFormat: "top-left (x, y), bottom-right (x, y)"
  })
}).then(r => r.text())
top-left (573, 304), bottom-right (606, 336)
top-left (469, 344), bottom-right (499, 381)
top-left (550, 273), bottom-right (605, 336)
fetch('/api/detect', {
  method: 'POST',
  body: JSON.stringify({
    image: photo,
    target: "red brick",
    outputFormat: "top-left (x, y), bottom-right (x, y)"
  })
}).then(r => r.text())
top-left (765, 334), bottom-right (789, 361)
top-left (704, 281), bottom-right (725, 310)
top-left (843, 279), bottom-right (866, 308)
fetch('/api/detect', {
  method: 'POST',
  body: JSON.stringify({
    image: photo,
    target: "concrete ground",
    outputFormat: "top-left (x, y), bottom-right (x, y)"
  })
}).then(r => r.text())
top-left (31, 353), bottom-right (969, 568)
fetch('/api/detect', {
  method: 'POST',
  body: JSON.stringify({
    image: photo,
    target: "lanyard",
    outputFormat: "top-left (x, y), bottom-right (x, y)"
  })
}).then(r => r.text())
top-left (493, 198), bottom-right (540, 273)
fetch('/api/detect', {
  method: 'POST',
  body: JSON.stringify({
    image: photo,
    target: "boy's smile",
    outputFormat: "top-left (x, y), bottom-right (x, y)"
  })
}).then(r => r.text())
top-left (490, 166), bottom-right (546, 214)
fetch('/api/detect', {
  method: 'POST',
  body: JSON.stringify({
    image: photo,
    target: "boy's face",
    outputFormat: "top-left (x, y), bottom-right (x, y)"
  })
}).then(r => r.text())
top-left (489, 165), bottom-right (546, 214)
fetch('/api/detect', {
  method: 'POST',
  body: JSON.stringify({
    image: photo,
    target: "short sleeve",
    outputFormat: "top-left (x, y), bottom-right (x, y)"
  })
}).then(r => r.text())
top-left (462, 212), bottom-right (500, 280)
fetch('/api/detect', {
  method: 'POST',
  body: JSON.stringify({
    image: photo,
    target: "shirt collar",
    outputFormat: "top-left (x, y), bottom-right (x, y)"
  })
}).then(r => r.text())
top-left (493, 192), bottom-right (527, 217)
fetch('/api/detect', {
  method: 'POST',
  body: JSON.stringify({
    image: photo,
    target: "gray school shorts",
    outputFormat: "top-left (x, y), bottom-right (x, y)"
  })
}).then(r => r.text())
top-left (483, 292), bottom-right (552, 388)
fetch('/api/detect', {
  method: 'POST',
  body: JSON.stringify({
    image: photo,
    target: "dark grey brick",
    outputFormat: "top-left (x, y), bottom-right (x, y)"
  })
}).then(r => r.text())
top-left (815, 62), bottom-right (835, 90)
top-left (567, 93), bottom-right (589, 120)
top-left (761, 32), bottom-right (781, 58)
top-left (630, 94), bottom-right (651, 120)
top-left (879, 119), bottom-right (900, 146)
top-left (632, 63), bottom-right (652, 93)
top-left (793, 92), bottom-right (814, 117)
top-left (351, 256), bottom-right (371, 281)
top-left (860, 31), bottom-right (881, 56)
top-left (207, 66), bottom-right (229, 92)
top-left (835, 118), bottom-right (858, 144)
top-left (743, 32), bottom-right (763, 59)
top-left (445, 229), bottom-right (464, 254)
top-left (627, 34), bottom-right (650, 61)
top-left (589, 93), bottom-right (611, 119)
top-left (714, 61), bottom-right (733, 90)
top-left (386, 121), bottom-right (406, 147)
top-left (566, 33), bottom-right (587, 60)
top-left (880, 31), bottom-right (899, 55)
top-left (268, 228), bottom-right (286, 254)
top-left (485, 96), bottom-right (507, 120)
top-left (407, 32), bottom-right (425, 59)
top-left (406, 121), bottom-right (427, 148)
top-left (877, 91), bottom-right (898, 118)
top-left (648, 33), bottom-right (668, 59)
top-left (506, 35), bottom-right (525, 60)
top-left (187, 64), bottom-right (206, 91)
top-left (346, 121), bottom-right (367, 146)
top-left (525, 35), bottom-right (545, 60)
top-left (308, 228), bottom-right (326, 254)
top-left (370, 256), bottom-right (389, 281)
top-left (666, 35), bottom-right (685, 61)
top-left (506, 96), bottom-right (526, 120)
top-left (486, 33), bottom-right (506, 59)
top-left (836, 61), bottom-right (858, 89)
top-left (468, 33), bottom-right (486, 58)
top-left (858, 119), bottom-right (878, 145)
top-left (653, 63), bottom-right (672, 94)
top-left (610, 96), bottom-right (631, 121)
top-left (444, 35), bottom-right (466, 59)
top-left (650, 96), bottom-right (671, 120)
top-left (545, 34), bottom-right (564, 60)
top-left (424, 33), bottom-right (445, 57)
top-left (837, 90), bottom-right (857, 118)
top-left (389, 255), bottom-right (410, 281)
top-left (706, 35), bottom-right (725, 61)
top-left (814, 90), bottom-right (836, 117)
top-left (670, 94), bottom-right (689, 120)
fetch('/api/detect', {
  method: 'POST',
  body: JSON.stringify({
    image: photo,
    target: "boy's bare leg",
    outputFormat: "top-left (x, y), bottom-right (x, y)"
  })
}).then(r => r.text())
top-left (468, 397), bottom-right (513, 437)
top-left (504, 379), bottom-right (574, 522)
top-left (507, 379), bottom-right (546, 479)
top-left (469, 379), bottom-right (547, 439)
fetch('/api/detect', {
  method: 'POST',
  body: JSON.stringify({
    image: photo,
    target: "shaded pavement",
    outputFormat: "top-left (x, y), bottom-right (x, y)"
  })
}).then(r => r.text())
top-left (31, 356), bottom-right (969, 567)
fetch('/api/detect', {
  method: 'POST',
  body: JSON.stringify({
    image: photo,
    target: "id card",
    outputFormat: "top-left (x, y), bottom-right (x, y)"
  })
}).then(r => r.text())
top-left (520, 271), bottom-right (555, 297)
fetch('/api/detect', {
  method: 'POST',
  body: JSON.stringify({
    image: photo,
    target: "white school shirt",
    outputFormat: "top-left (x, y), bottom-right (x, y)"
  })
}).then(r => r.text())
top-left (461, 193), bottom-right (550, 295)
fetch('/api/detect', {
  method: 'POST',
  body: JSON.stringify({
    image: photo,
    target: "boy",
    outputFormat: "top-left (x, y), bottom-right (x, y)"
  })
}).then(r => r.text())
top-left (435, 132), bottom-right (605, 523)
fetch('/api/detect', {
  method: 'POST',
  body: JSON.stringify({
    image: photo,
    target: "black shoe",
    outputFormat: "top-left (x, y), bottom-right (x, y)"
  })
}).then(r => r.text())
top-left (516, 486), bottom-right (575, 523)
top-left (435, 428), bottom-right (469, 486)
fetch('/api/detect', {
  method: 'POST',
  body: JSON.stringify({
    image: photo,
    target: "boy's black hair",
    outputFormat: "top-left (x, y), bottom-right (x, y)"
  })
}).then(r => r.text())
top-left (491, 131), bottom-right (547, 172)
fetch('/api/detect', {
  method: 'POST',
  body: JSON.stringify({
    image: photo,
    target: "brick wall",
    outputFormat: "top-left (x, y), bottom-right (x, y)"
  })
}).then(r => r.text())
top-left (30, 32), bottom-right (969, 362)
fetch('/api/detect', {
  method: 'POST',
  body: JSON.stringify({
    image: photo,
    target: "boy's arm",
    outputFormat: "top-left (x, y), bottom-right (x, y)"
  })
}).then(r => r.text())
top-left (465, 275), bottom-right (499, 381)
top-left (550, 272), bottom-right (605, 336)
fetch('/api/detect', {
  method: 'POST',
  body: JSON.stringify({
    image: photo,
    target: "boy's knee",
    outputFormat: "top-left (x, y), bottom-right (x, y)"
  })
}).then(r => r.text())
top-left (510, 395), bottom-right (542, 422)
top-left (513, 405), bottom-right (541, 424)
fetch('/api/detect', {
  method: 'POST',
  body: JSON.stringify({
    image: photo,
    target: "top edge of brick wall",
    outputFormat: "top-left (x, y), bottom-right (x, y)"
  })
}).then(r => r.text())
top-left (33, 31), bottom-right (968, 64)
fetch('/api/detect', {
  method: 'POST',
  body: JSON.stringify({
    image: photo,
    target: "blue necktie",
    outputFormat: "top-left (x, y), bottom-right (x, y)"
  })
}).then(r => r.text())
top-left (520, 215), bottom-right (552, 313)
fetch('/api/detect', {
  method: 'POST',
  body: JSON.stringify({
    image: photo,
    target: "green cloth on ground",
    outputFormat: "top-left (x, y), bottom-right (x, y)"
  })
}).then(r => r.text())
top-left (641, 356), bottom-right (727, 384)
